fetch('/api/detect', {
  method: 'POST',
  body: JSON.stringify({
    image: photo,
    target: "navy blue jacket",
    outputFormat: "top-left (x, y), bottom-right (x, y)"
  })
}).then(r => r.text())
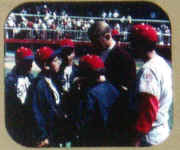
top-left (73, 81), bottom-right (120, 145)
top-left (5, 67), bottom-right (36, 146)
top-left (85, 82), bottom-right (120, 127)
top-left (32, 72), bottom-right (75, 145)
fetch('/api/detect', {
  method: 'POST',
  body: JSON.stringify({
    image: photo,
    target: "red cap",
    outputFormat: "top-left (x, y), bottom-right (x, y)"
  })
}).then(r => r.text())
top-left (16, 46), bottom-right (34, 60)
top-left (59, 38), bottom-right (74, 48)
top-left (131, 24), bottom-right (158, 43)
top-left (36, 46), bottom-right (61, 62)
top-left (80, 54), bottom-right (104, 70)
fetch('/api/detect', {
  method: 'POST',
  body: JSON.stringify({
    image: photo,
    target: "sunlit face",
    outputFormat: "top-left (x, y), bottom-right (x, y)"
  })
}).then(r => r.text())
top-left (94, 33), bottom-right (110, 50)
top-left (50, 56), bottom-right (62, 73)
top-left (98, 35), bottom-right (108, 49)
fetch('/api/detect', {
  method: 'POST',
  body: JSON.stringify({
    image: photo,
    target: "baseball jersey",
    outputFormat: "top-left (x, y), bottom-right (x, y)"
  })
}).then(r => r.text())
top-left (136, 53), bottom-right (173, 145)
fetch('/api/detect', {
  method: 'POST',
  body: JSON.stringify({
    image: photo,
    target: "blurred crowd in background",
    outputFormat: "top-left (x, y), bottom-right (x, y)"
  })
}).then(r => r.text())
top-left (4, 2), bottom-right (171, 45)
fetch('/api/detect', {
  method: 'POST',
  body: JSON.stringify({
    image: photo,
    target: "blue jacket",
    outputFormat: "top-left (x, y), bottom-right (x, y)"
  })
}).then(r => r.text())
top-left (5, 67), bottom-right (36, 146)
top-left (71, 81), bottom-right (120, 145)
top-left (32, 72), bottom-right (75, 145)
top-left (85, 81), bottom-right (120, 128)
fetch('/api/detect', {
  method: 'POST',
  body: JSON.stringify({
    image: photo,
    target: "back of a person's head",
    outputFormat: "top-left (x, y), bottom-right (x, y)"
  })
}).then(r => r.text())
top-left (15, 46), bottom-right (34, 61)
top-left (79, 54), bottom-right (105, 80)
top-left (129, 24), bottom-right (158, 52)
top-left (88, 21), bottom-right (112, 42)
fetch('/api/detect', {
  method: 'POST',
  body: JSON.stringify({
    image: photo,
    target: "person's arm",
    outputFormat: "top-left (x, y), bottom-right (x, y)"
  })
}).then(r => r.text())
top-left (133, 68), bottom-right (160, 146)
top-left (132, 92), bottom-right (159, 146)
top-left (32, 83), bottom-right (49, 147)
top-left (80, 92), bottom-right (96, 138)
top-left (5, 74), bottom-right (18, 125)
top-left (84, 92), bottom-right (96, 126)
top-left (5, 74), bottom-right (17, 102)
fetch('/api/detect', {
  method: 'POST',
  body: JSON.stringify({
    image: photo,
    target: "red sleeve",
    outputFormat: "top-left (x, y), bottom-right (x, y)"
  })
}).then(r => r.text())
top-left (135, 92), bottom-right (159, 134)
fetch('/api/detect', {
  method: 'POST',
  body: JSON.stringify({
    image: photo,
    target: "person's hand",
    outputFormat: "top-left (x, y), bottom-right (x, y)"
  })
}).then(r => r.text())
top-left (37, 138), bottom-right (49, 147)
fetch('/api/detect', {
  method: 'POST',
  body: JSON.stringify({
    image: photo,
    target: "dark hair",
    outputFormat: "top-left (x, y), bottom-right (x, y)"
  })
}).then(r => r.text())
top-left (129, 34), bottom-right (157, 52)
top-left (61, 47), bottom-right (75, 66)
top-left (35, 54), bottom-right (57, 69)
top-left (79, 62), bottom-right (105, 80)
top-left (128, 26), bottom-right (157, 52)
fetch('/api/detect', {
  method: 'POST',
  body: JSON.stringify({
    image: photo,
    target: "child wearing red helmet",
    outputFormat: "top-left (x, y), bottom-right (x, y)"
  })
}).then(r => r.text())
top-left (5, 46), bottom-right (36, 146)
top-left (32, 46), bottom-right (76, 147)
top-left (69, 54), bottom-right (120, 146)
top-left (58, 38), bottom-right (79, 93)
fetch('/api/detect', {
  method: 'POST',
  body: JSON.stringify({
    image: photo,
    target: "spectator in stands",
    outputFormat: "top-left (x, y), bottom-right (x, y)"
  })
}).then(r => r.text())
top-left (6, 13), bottom-right (17, 38)
top-left (20, 7), bottom-right (28, 14)
top-left (113, 10), bottom-right (119, 18)
top-left (5, 46), bottom-right (36, 146)
top-left (102, 11), bottom-right (107, 18)
top-left (33, 18), bottom-right (40, 39)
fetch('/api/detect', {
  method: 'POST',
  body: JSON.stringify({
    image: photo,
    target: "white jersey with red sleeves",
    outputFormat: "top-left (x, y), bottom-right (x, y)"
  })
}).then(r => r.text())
top-left (136, 52), bottom-right (173, 145)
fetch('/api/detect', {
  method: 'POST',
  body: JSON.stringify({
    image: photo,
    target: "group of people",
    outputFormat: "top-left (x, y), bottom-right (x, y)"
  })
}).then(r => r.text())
top-left (5, 21), bottom-right (173, 147)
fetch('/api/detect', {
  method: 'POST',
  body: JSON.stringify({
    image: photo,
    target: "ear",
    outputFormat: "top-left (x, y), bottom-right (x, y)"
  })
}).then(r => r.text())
top-left (104, 33), bottom-right (111, 40)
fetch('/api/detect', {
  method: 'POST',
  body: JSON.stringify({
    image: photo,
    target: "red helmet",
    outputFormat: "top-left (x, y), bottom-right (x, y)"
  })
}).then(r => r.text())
top-left (35, 46), bottom-right (61, 64)
top-left (80, 54), bottom-right (104, 71)
top-left (36, 46), bottom-right (54, 62)
top-left (130, 24), bottom-right (158, 43)
top-left (16, 46), bottom-right (34, 60)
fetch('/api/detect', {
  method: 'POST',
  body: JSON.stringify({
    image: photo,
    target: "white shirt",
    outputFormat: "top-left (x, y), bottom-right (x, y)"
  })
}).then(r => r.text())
top-left (63, 66), bottom-right (73, 92)
top-left (136, 53), bottom-right (173, 145)
top-left (17, 77), bottom-right (31, 104)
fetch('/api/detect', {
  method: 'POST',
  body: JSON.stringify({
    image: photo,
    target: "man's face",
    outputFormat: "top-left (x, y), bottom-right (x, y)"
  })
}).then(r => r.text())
top-left (92, 34), bottom-right (109, 51)
top-left (98, 34), bottom-right (109, 49)
top-left (50, 56), bottom-right (62, 73)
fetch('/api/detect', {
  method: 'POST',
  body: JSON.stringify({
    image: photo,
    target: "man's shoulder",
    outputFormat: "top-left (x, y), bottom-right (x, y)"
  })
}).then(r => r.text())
top-left (107, 45), bottom-right (135, 65)
top-left (111, 44), bottom-right (132, 58)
